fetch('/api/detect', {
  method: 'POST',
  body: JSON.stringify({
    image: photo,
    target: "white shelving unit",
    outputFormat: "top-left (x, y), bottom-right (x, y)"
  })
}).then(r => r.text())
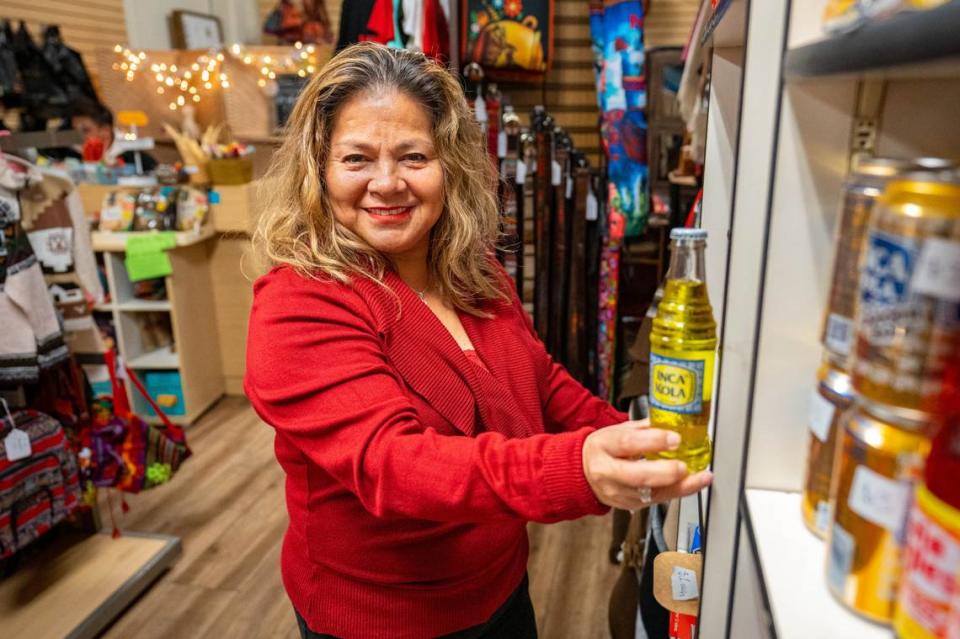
top-left (92, 228), bottom-right (224, 426)
top-left (690, 1), bottom-right (960, 637)
top-left (742, 490), bottom-right (889, 639)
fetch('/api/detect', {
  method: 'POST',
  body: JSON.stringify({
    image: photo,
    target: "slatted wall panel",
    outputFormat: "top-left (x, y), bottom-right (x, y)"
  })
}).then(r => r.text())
top-left (255, 1), bottom-right (605, 161)
top-left (497, 0), bottom-right (601, 165)
top-left (257, 0), bottom-right (342, 42)
top-left (645, 0), bottom-right (700, 49)
top-left (2, 0), bottom-right (127, 88)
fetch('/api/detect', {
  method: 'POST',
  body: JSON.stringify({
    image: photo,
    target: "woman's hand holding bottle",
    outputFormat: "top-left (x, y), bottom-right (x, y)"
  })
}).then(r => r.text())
top-left (582, 419), bottom-right (714, 510)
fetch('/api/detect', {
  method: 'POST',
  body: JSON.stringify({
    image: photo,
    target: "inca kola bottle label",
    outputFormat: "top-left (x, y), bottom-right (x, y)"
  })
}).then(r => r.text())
top-left (650, 350), bottom-right (715, 415)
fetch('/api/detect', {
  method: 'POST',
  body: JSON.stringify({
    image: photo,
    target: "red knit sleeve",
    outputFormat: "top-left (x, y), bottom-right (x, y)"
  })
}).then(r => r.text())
top-left (507, 290), bottom-right (628, 433)
top-left (244, 267), bottom-right (606, 524)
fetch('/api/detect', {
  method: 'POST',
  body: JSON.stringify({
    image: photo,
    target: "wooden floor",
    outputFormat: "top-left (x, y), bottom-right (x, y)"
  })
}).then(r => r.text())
top-left (92, 397), bottom-right (619, 638)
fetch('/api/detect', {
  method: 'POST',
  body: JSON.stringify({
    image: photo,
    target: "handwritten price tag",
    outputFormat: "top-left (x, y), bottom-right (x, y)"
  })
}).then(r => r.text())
top-left (912, 238), bottom-right (960, 302)
top-left (671, 566), bottom-right (699, 601)
top-left (4, 428), bottom-right (32, 462)
top-left (847, 465), bottom-right (911, 534)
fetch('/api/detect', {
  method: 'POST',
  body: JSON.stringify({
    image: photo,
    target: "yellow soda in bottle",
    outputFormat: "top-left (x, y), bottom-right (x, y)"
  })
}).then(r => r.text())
top-left (647, 228), bottom-right (717, 472)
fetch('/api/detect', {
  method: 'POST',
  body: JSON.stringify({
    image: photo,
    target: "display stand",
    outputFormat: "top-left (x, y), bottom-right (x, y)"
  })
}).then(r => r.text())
top-left (0, 531), bottom-right (181, 639)
top-left (0, 149), bottom-right (184, 638)
top-left (741, 490), bottom-right (889, 639)
top-left (92, 227), bottom-right (224, 426)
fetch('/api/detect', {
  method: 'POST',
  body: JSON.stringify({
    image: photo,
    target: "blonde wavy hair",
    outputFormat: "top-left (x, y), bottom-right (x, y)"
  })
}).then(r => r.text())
top-left (254, 42), bottom-right (506, 315)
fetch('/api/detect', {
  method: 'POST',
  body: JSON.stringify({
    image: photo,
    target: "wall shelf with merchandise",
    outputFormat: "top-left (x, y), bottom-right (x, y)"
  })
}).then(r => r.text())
top-left (91, 229), bottom-right (224, 426)
top-left (692, 1), bottom-right (960, 638)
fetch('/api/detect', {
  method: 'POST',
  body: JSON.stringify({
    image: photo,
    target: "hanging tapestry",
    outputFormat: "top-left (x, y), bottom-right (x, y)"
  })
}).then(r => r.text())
top-left (590, 0), bottom-right (649, 238)
top-left (597, 183), bottom-right (626, 401)
top-left (461, 0), bottom-right (553, 78)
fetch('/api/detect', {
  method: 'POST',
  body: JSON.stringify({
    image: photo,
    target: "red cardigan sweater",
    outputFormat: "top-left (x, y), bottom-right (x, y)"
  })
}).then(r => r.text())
top-left (244, 266), bottom-right (627, 639)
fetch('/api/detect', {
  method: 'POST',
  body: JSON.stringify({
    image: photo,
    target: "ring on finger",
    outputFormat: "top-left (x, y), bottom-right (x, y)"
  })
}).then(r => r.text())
top-left (638, 486), bottom-right (653, 505)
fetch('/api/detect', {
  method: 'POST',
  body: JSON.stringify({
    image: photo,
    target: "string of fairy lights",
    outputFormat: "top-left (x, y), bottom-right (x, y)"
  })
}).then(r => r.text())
top-left (111, 42), bottom-right (322, 112)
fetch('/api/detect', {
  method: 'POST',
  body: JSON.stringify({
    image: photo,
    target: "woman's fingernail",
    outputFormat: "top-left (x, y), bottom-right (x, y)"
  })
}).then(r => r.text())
top-left (677, 461), bottom-right (688, 474)
top-left (667, 433), bottom-right (681, 449)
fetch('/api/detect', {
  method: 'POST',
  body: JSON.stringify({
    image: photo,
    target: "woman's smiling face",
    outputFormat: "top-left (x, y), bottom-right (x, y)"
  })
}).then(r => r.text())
top-left (324, 89), bottom-right (445, 261)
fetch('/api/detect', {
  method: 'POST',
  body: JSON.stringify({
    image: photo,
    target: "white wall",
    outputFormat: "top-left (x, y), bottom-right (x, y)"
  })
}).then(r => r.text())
top-left (124, 0), bottom-right (261, 49)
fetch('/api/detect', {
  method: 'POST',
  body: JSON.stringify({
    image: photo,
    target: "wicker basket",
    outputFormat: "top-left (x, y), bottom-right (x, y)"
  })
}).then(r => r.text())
top-left (209, 157), bottom-right (254, 185)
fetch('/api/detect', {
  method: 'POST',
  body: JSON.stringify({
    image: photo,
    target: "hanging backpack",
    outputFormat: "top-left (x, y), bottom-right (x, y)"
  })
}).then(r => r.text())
top-left (0, 409), bottom-right (82, 559)
top-left (41, 26), bottom-right (97, 103)
top-left (89, 350), bottom-right (191, 493)
top-left (11, 21), bottom-right (68, 126)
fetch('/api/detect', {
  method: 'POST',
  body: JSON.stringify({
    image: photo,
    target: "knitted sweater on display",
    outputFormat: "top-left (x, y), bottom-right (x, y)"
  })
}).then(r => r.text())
top-left (245, 265), bottom-right (627, 639)
top-left (0, 161), bottom-right (68, 383)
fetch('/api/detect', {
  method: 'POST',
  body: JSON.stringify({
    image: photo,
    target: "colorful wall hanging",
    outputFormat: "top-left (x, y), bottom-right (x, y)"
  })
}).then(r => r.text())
top-left (590, 0), bottom-right (649, 238)
top-left (461, 0), bottom-right (554, 78)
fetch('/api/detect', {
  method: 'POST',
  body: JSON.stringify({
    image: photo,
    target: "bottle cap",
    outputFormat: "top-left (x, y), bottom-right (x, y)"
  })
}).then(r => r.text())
top-left (670, 228), bottom-right (707, 240)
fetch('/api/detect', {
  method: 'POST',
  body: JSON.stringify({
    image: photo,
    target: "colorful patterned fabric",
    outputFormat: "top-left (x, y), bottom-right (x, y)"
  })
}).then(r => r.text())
top-left (89, 351), bottom-right (190, 493)
top-left (0, 410), bottom-right (81, 558)
top-left (590, 0), bottom-right (648, 238)
top-left (462, 0), bottom-right (553, 77)
top-left (597, 183), bottom-right (625, 401)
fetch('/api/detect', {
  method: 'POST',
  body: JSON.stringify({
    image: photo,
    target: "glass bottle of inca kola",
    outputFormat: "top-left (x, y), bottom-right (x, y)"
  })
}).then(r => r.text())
top-left (647, 228), bottom-right (717, 472)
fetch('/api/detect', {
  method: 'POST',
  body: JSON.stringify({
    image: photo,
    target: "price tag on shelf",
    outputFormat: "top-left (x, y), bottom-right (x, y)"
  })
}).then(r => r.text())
top-left (847, 465), bottom-right (911, 534)
top-left (671, 566), bottom-right (700, 601)
top-left (912, 238), bottom-right (960, 302)
top-left (808, 390), bottom-right (835, 442)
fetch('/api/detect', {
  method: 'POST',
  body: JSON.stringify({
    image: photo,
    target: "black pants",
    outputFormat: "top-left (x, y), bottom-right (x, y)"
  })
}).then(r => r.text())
top-left (295, 575), bottom-right (538, 639)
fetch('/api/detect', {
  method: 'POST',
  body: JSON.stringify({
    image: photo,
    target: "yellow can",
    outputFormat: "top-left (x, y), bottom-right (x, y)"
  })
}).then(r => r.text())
top-left (802, 354), bottom-right (854, 538)
top-left (826, 400), bottom-right (931, 624)
top-left (822, 158), bottom-right (912, 364)
top-left (895, 482), bottom-right (960, 639)
top-left (852, 174), bottom-right (960, 421)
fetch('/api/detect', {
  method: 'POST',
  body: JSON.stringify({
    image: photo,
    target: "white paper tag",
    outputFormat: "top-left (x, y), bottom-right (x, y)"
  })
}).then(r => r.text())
top-left (671, 566), bottom-right (699, 601)
top-left (824, 313), bottom-right (854, 356)
top-left (551, 160), bottom-right (562, 187)
top-left (808, 391), bottom-right (835, 443)
top-left (565, 174), bottom-right (574, 199)
top-left (4, 428), bottom-right (32, 462)
top-left (827, 522), bottom-right (855, 592)
top-left (474, 96), bottom-right (487, 123)
top-left (497, 131), bottom-right (507, 159)
top-left (912, 238), bottom-right (960, 302)
top-left (516, 160), bottom-right (527, 185)
top-left (586, 189), bottom-right (599, 221)
top-left (847, 465), bottom-right (911, 534)
top-left (815, 500), bottom-right (831, 534)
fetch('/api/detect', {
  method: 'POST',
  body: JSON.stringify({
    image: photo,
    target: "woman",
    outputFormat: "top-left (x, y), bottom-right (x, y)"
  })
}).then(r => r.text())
top-left (245, 43), bottom-right (712, 639)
